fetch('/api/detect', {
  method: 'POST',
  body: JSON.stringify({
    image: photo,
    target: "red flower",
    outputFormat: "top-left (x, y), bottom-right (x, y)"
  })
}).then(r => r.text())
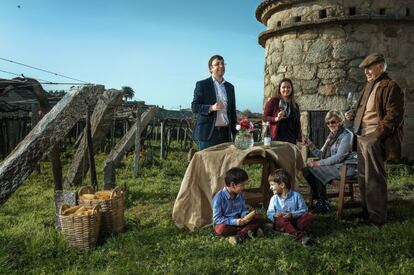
top-left (240, 118), bottom-right (249, 129)
top-left (238, 118), bottom-right (254, 131)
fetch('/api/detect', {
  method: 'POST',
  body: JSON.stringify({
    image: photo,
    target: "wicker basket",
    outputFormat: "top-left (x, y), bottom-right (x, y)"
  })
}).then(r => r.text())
top-left (78, 186), bottom-right (125, 235)
top-left (59, 204), bottom-right (101, 251)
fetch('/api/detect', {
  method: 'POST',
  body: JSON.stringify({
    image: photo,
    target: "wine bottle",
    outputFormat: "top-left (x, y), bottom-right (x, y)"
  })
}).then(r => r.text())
top-left (263, 122), bottom-right (271, 147)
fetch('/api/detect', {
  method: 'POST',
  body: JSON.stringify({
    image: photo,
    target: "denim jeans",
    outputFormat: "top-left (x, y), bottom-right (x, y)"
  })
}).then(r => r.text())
top-left (197, 127), bottom-right (230, 150)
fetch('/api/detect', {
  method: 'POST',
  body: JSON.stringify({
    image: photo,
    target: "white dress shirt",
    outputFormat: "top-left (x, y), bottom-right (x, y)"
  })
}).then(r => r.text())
top-left (212, 76), bottom-right (229, 127)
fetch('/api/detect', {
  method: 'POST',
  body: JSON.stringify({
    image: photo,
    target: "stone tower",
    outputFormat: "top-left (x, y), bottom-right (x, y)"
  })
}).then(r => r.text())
top-left (256, 0), bottom-right (414, 160)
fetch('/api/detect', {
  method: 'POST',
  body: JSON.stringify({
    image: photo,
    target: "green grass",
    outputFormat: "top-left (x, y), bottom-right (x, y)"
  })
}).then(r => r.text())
top-left (1, 143), bottom-right (414, 274)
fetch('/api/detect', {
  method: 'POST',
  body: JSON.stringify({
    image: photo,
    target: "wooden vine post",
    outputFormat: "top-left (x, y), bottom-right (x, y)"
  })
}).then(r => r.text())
top-left (134, 107), bottom-right (142, 177)
top-left (86, 107), bottom-right (98, 191)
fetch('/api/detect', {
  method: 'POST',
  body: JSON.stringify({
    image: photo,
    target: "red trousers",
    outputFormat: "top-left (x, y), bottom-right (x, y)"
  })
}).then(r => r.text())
top-left (273, 212), bottom-right (314, 240)
top-left (214, 215), bottom-right (264, 239)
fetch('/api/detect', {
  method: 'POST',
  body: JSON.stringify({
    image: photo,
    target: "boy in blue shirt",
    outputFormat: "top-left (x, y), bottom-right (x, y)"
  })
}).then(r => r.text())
top-left (212, 167), bottom-right (264, 245)
top-left (267, 168), bottom-right (314, 245)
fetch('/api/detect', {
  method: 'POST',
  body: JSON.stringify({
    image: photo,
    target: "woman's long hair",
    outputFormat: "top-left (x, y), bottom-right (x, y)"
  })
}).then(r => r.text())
top-left (276, 78), bottom-right (297, 109)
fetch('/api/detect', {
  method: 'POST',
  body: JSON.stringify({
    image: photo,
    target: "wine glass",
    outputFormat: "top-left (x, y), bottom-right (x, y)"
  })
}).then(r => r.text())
top-left (302, 132), bottom-right (309, 144)
top-left (346, 91), bottom-right (357, 110)
top-left (278, 100), bottom-right (288, 118)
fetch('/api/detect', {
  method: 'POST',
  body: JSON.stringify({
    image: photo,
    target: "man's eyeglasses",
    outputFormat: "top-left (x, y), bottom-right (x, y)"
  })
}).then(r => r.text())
top-left (326, 120), bottom-right (338, 126)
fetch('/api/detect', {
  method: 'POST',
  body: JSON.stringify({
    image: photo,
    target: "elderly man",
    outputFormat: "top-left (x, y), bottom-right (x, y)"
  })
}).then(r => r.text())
top-left (346, 53), bottom-right (404, 225)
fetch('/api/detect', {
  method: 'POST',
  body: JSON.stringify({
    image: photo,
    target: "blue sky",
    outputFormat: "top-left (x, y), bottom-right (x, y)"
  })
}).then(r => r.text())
top-left (0, 0), bottom-right (265, 112)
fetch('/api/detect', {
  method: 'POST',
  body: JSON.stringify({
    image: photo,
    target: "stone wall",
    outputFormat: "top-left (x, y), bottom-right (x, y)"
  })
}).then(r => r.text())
top-left (257, 0), bottom-right (414, 160)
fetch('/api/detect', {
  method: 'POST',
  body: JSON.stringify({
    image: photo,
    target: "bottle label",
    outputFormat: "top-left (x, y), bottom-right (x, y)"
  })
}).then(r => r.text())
top-left (264, 137), bottom-right (271, 146)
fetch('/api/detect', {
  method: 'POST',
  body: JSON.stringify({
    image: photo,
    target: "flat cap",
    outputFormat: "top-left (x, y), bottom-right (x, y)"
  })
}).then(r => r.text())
top-left (359, 53), bottom-right (385, 68)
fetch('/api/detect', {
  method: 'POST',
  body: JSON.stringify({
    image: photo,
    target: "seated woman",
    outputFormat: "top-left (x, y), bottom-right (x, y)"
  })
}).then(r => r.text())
top-left (302, 110), bottom-right (355, 214)
top-left (262, 78), bottom-right (302, 144)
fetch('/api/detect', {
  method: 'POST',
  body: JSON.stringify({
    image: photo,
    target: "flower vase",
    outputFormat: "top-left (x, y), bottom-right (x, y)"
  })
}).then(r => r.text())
top-left (234, 131), bottom-right (254, 150)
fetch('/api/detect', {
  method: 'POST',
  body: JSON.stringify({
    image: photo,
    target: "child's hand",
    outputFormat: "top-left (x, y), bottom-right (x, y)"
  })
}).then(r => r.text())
top-left (283, 212), bottom-right (293, 220)
top-left (237, 219), bottom-right (246, 226)
top-left (275, 212), bottom-right (284, 218)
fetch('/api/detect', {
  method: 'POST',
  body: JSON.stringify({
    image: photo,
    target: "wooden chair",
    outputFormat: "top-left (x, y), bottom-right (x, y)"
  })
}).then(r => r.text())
top-left (310, 162), bottom-right (359, 217)
top-left (335, 162), bottom-right (359, 217)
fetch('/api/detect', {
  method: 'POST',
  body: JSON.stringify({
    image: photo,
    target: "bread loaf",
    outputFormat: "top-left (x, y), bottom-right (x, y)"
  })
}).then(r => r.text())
top-left (81, 194), bottom-right (96, 200)
top-left (241, 210), bottom-right (256, 223)
top-left (62, 205), bottom-right (82, 215)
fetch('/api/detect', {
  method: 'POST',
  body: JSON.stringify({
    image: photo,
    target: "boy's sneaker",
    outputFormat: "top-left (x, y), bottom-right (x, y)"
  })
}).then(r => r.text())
top-left (227, 235), bottom-right (239, 246)
top-left (301, 236), bottom-right (312, 246)
top-left (256, 228), bottom-right (264, 238)
top-left (282, 232), bottom-right (294, 238)
top-left (247, 230), bottom-right (255, 240)
top-left (263, 223), bottom-right (274, 235)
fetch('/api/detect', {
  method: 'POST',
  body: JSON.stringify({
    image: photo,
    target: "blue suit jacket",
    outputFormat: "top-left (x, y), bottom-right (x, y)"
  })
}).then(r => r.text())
top-left (191, 77), bottom-right (237, 142)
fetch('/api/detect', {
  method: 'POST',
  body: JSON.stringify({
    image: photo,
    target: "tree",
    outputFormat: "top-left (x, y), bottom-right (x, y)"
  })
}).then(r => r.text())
top-left (121, 86), bottom-right (135, 101)
top-left (240, 109), bottom-right (253, 118)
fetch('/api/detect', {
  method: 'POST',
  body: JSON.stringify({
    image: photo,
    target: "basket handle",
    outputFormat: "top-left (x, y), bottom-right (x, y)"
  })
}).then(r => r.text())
top-left (78, 186), bottom-right (94, 197)
top-left (59, 204), bottom-right (70, 215)
top-left (110, 186), bottom-right (123, 199)
top-left (92, 204), bottom-right (101, 214)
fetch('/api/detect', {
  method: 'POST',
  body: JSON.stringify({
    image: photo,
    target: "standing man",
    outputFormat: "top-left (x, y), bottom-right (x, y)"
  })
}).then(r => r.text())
top-left (346, 53), bottom-right (404, 225)
top-left (191, 55), bottom-right (237, 150)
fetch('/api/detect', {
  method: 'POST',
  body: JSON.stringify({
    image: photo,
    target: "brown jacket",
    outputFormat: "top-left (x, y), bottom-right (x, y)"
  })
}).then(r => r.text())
top-left (354, 73), bottom-right (404, 160)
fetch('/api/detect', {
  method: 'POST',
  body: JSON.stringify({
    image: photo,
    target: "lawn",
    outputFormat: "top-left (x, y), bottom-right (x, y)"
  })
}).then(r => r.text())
top-left (1, 143), bottom-right (414, 274)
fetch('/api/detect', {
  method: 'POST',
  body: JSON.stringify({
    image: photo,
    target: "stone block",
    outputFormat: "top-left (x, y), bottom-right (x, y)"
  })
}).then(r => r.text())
top-left (321, 26), bottom-right (346, 39)
top-left (268, 64), bottom-right (276, 76)
top-left (282, 40), bottom-right (303, 65)
top-left (317, 68), bottom-right (346, 80)
top-left (350, 24), bottom-right (379, 42)
top-left (332, 41), bottom-right (367, 60)
top-left (103, 161), bottom-right (116, 189)
top-left (266, 55), bottom-right (272, 66)
top-left (264, 84), bottom-right (274, 99)
top-left (348, 67), bottom-right (365, 82)
top-left (327, 6), bottom-right (340, 17)
top-left (330, 60), bottom-right (346, 69)
top-left (293, 65), bottom-right (316, 80)
top-left (281, 34), bottom-right (299, 42)
top-left (318, 84), bottom-right (336, 96)
top-left (271, 74), bottom-right (284, 86)
top-left (305, 40), bottom-right (332, 63)
top-left (300, 30), bottom-right (319, 40)
top-left (297, 94), bottom-right (346, 111)
top-left (348, 58), bottom-right (364, 68)
top-left (335, 80), bottom-right (361, 96)
top-left (397, 43), bottom-right (414, 66)
top-left (301, 79), bottom-right (320, 93)
top-left (271, 54), bottom-right (282, 66)
top-left (54, 190), bottom-right (77, 229)
top-left (384, 26), bottom-right (399, 38)
top-left (277, 66), bottom-right (287, 73)
top-left (273, 39), bottom-right (284, 53)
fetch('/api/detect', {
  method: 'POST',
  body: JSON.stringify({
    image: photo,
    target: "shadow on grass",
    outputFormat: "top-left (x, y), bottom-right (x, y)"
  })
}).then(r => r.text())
top-left (309, 198), bottom-right (414, 238)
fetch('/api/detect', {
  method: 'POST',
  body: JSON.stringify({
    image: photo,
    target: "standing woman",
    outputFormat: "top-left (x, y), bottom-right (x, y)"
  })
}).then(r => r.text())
top-left (262, 78), bottom-right (302, 144)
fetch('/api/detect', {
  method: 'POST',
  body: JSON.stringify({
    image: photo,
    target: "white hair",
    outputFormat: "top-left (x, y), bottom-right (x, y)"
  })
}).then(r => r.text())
top-left (382, 61), bottom-right (387, 71)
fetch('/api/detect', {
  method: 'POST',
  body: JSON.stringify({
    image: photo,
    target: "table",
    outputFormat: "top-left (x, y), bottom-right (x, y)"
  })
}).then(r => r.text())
top-left (172, 142), bottom-right (304, 231)
top-left (242, 155), bottom-right (273, 206)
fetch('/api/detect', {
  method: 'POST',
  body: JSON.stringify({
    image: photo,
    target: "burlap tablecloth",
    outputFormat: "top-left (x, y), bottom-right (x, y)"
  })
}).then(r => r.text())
top-left (172, 142), bottom-right (304, 231)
